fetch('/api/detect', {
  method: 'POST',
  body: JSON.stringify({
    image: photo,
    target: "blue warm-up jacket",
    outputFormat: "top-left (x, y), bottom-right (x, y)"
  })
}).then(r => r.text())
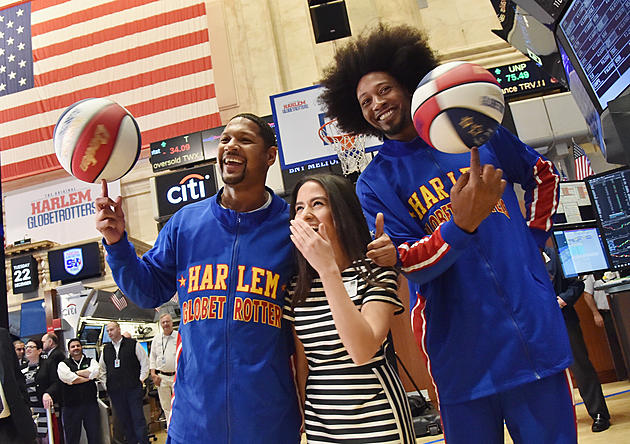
top-left (356, 126), bottom-right (572, 405)
top-left (104, 188), bottom-right (300, 443)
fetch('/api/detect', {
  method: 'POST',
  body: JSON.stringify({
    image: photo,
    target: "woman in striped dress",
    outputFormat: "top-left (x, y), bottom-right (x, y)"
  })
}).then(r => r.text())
top-left (286, 174), bottom-right (415, 443)
top-left (22, 339), bottom-right (58, 444)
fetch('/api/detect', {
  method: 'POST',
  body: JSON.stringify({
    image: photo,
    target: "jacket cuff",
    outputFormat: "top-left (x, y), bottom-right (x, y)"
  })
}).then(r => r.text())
top-left (440, 219), bottom-right (474, 250)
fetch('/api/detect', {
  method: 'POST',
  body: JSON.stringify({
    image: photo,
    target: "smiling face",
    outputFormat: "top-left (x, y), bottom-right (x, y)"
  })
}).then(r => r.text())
top-left (68, 340), bottom-right (83, 360)
top-left (25, 341), bottom-right (41, 363)
top-left (294, 180), bottom-right (341, 244)
top-left (217, 117), bottom-right (276, 188)
top-left (356, 71), bottom-right (417, 141)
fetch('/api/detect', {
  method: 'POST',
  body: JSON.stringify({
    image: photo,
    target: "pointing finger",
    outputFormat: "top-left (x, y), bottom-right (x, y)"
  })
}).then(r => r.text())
top-left (469, 146), bottom-right (480, 183)
top-left (101, 179), bottom-right (109, 199)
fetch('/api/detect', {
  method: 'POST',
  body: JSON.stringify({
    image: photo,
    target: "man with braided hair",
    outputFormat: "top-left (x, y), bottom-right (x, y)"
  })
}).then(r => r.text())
top-left (320, 23), bottom-right (576, 443)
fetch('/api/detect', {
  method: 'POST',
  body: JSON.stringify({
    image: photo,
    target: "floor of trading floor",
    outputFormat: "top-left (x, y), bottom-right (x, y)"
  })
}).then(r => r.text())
top-left (152, 380), bottom-right (630, 443)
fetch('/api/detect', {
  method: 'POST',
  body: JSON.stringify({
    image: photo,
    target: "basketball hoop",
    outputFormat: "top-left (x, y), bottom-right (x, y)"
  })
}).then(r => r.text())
top-left (318, 119), bottom-right (368, 176)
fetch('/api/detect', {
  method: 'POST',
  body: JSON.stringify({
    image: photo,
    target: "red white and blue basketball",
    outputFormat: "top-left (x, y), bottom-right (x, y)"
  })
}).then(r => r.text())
top-left (411, 61), bottom-right (505, 154)
top-left (53, 98), bottom-right (142, 183)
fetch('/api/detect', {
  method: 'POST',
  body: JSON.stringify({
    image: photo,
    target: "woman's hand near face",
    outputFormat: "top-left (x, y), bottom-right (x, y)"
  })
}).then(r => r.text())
top-left (290, 218), bottom-right (338, 275)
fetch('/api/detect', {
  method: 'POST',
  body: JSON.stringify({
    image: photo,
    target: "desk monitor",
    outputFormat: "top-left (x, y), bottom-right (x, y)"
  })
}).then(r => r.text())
top-left (555, 181), bottom-right (596, 225)
top-left (139, 341), bottom-right (149, 355)
top-left (83, 347), bottom-right (98, 361)
top-left (79, 324), bottom-right (103, 346)
top-left (585, 166), bottom-right (630, 271)
top-left (552, 223), bottom-right (610, 278)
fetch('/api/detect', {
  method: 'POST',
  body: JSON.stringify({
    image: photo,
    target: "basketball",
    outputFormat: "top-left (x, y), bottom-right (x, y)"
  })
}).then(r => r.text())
top-left (53, 98), bottom-right (142, 183)
top-left (411, 61), bottom-right (505, 154)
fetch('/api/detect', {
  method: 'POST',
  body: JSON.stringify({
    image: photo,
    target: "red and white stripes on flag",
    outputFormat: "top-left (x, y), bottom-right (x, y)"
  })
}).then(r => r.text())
top-left (0, 0), bottom-right (220, 182)
top-left (573, 142), bottom-right (595, 180)
top-left (110, 292), bottom-right (128, 311)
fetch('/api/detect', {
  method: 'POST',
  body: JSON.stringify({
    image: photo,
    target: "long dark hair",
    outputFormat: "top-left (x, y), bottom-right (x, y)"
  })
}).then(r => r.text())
top-left (289, 174), bottom-right (386, 306)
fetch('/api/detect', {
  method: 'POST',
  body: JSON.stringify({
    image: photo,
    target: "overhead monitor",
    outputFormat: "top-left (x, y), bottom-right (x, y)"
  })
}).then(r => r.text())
top-left (555, 181), bottom-right (596, 225)
top-left (48, 242), bottom-right (102, 284)
top-left (556, 39), bottom-right (606, 152)
top-left (552, 223), bottom-right (610, 278)
top-left (490, 1), bottom-right (568, 88)
top-left (585, 166), bottom-right (630, 271)
top-left (555, 0), bottom-right (630, 114)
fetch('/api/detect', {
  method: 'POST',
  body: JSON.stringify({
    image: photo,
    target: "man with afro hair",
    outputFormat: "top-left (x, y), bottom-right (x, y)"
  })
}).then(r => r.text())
top-left (320, 23), bottom-right (576, 443)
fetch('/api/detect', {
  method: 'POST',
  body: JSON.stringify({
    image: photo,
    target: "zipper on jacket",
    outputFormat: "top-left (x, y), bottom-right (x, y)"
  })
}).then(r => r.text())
top-left (225, 214), bottom-right (242, 443)
top-left (477, 241), bottom-right (541, 380)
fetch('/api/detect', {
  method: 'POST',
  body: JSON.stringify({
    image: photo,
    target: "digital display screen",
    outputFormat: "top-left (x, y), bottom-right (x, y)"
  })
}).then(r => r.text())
top-left (555, 181), bottom-right (596, 225)
top-left (79, 325), bottom-right (102, 345)
top-left (150, 132), bottom-right (205, 172)
top-left (491, 1), bottom-right (568, 88)
top-left (139, 342), bottom-right (149, 355)
top-left (558, 0), bottom-right (630, 111)
top-left (83, 348), bottom-right (98, 361)
top-left (48, 242), bottom-right (102, 284)
top-left (556, 40), bottom-right (607, 153)
top-left (490, 60), bottom-right (564, 98)
top-left (586, 167), bottom-right (630, 271)
top-left (552, 225), bottom-right (610, 278)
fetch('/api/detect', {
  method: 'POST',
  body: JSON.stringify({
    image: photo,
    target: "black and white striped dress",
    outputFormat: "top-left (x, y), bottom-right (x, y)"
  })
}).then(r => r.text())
top-left (22, 363), bottom-right (48, 438)
top-left (285, 259), bottom-right (415, 443)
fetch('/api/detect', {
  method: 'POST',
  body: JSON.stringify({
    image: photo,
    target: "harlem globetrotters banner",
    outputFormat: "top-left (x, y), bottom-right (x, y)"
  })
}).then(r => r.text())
top-left (4, 176), bottom-right (120, 246)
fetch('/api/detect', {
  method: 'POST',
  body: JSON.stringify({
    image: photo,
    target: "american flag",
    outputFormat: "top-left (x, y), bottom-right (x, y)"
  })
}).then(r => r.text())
top-left (110, 291), bottom-right (127, 311)
top-left (0, 0), bottom-right (220, 182)
top-left (573, 142), bottom-right (595, 180)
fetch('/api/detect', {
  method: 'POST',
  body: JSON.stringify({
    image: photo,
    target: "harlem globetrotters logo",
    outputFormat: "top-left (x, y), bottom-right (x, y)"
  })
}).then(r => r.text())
top-left (64, 248), bottom-right (84, 275)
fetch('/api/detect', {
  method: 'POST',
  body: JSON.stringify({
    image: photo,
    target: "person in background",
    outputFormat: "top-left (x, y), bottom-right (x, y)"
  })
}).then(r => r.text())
top-left (42, 333), bottom-right (65, 366)
top-left (57, 338), bottom-right (101, 444)
top-left (545, 246), bottom-right (611, 432)
top-left (22, 338), bottom-right (61, 444)
top-left (0, 328), bottom-right (37, 444)
top-left (99, 321), bottom-right (149, 444)
top-left (582, 272), bottom-right (627, 380)
top-left (149, 313), bottom-right (178, 425)
top-left (286, 174), bottom-right (415, 443)
top-left (13, 339), bottom-right (28, 370)
top-left (319, 23), bottom-right (575, 443)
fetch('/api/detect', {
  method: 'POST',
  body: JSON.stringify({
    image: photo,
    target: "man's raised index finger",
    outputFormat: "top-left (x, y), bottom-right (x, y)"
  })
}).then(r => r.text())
top-left (469, 146), bottom-right (480, 180)
top-left (101, 179), bottom-right (109, 199)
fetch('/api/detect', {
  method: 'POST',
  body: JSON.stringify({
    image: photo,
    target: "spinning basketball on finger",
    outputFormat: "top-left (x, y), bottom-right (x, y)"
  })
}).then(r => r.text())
top-left (320, 23), bottom-right (576, 443)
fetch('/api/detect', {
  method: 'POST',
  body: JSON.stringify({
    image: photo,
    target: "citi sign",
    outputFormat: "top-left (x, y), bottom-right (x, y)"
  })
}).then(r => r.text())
top-left (167, 174), bottom-right (212, 204)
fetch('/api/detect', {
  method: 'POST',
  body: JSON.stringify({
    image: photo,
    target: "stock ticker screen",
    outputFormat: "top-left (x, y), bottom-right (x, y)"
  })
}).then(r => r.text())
top-left (558, 0), bottom-right (630, 110)
top-left (586, 167), bottom-right (630, 270)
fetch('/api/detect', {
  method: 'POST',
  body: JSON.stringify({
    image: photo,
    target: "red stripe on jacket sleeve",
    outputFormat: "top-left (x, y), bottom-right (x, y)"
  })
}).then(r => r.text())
top-left (398, 225), bottom-right (451, 273)
top-left (528, 158), bottom-right (559, 232)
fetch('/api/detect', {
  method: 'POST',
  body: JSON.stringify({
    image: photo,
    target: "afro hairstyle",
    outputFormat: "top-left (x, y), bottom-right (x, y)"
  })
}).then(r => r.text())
top-left (319, 23), bottom-right (438, 137)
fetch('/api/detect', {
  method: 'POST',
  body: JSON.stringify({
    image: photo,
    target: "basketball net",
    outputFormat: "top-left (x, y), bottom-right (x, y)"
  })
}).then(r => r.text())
top-left (318, 119), bottom-right (368, 176)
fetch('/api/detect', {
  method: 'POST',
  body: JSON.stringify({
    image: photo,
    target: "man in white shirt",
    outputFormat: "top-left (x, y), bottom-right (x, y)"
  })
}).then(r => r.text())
top-left (149, 313), bottom-right (178, 425)
top-left (583, 273), bottom-right (627, 380)
top-left (57, 338), bottom-right (101, 444)
top-left (99, 321), bottom-right (149, 444)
